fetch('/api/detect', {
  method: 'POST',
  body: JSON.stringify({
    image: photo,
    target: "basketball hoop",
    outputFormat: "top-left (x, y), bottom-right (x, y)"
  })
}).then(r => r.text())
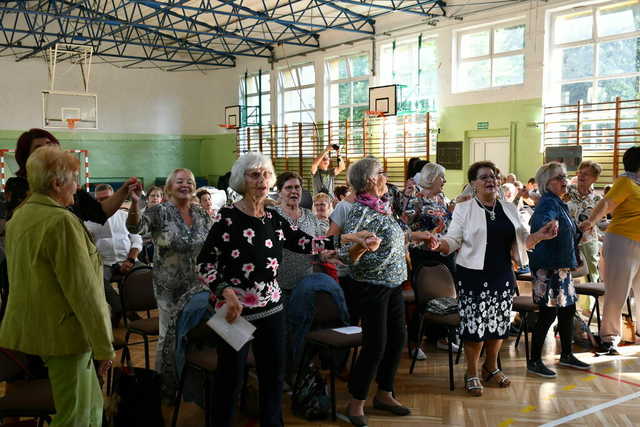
top-left (365, 110), bottom-right (385, 118)
top-left (66, 118), bottom-right (81, 129)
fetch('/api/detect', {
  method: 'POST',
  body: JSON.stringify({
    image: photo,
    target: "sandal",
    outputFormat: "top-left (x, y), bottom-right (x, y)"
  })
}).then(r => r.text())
top-left (482, 365), bottom-right (511, 388)
top-left (464, 373), bottom-right (483, 397)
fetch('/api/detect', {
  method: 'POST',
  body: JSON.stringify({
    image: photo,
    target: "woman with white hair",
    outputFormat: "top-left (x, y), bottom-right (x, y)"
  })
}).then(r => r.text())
top-left (528, 162), bottom-right (590, 378)
top-left (196, 152), bottom-right (372, 427)
top-left (127, 168), bottom-right (213, 396)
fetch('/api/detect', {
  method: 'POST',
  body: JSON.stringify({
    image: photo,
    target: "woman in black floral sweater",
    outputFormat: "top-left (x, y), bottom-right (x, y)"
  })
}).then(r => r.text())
top-left (197, 152), bottom-right (373, 427)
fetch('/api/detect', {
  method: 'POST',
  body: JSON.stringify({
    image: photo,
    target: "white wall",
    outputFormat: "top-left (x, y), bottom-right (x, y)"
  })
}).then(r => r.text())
top-left (0, 57), bottom-right (238, 134)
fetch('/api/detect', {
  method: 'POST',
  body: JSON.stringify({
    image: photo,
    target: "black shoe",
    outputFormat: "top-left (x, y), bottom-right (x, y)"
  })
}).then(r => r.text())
top-left (527, 360), bottom-right (557, 378)
top-left (372, 397), bottom-right (411, 416)
top-left (599, 341), bottom-right (621, 355)
top-left (343, 406), bottom-right (368, 426)
top-left (559, 354), bottom-right (591, 370)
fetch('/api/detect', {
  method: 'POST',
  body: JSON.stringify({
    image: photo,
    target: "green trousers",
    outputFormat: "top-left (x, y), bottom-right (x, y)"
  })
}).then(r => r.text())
top-left (580, 238), bottom-right (601, 283)
top-left (43, 352), bottom-right (103, 427)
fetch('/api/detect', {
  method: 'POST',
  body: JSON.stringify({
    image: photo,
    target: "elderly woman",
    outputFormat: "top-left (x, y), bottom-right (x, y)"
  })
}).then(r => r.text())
top-left (339, 157), bottom-right (435, 426)
top-left (127, 168), bottom-right (213, 395)
top-left (197, 153), bottom-right (369, 427)
top-left (432, 161), bottom-right (557, 396)
top-left (528, 162), bottom-right (591, 377)
top-left (566, 161), bottom-right (603, 283)
top-left (273, 171), bottom-right (328, 299)
top-left (313, 192), bottom-right (333, 233)
top-left (0, 146), bottom-right (114, 425)
top-left (581, 146), bottom-right (640, 355)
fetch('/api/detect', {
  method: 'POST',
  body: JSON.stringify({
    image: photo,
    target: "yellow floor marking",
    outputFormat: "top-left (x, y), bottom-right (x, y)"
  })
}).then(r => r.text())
top-left (581, 375), bottom-right (596, 382)
top-left (520, 405), bottom-right (537, 413)
top-left (498, 418), bottom-right (514, 427)
top-left (562, 384), bottom-right (576, 391)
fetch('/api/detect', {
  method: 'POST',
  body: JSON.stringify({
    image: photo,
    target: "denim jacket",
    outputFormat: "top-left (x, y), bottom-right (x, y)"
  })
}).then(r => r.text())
top-left (529, 192), bottom-right (580, 271)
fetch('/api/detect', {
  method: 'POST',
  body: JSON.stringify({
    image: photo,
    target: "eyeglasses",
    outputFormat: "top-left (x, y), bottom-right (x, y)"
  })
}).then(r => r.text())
top-left (552, 174), bottom-right (568, 181)
top-left (245, 170), bottom-right (273, 180)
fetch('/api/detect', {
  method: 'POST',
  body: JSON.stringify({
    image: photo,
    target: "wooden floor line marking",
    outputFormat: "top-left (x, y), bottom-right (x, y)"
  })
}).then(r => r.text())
top-left (587, 370), bottom-right (640, 387)
top-left (539, 390), bottom-right (640, 426)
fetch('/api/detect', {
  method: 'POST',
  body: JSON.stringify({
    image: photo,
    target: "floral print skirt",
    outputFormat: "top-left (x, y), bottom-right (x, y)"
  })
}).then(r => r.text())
top-left (532, 268), bottom-right (576, 307)
top-left (456, 266), bottom-right (515, 342)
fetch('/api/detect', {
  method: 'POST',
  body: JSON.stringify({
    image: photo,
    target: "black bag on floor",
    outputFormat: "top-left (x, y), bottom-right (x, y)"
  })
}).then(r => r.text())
top-left (108, 366), bottom-right (164, 427)
top-left (292, 364), bottom-right (330, 421)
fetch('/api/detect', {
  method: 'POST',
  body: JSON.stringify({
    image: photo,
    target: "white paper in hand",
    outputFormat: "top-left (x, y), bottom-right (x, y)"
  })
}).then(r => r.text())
top-left (206, 304), bottom-right (256, 351)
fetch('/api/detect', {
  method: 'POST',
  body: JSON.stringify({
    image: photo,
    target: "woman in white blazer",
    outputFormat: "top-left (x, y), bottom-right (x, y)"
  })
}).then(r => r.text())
top-left (431, 161), bottom-right (557, 397)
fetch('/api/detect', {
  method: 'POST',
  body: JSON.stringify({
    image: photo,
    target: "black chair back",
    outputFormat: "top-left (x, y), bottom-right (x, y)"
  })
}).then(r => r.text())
top-left (0, 348), bottom-right (29, 381)
top-left (414, 264), bottom-right (457, 307)
top-left (311, 291), bottom-right (343, 330)
top-left (120, 266), bottom-right (156, 313)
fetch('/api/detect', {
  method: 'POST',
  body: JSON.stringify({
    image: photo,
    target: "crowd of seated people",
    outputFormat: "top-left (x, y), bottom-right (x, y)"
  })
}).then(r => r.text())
top-left (0, 127), bottom-right (638, 426)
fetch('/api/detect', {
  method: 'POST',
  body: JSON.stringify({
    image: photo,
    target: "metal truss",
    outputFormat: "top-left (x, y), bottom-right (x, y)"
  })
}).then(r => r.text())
top-left (0, 0), bottom-right (519, 71)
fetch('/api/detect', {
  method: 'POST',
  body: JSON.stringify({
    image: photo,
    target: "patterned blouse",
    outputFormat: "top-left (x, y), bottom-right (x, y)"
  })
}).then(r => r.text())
top-left (127, 202), bottom-right (213, 303)
top-left (566, 184), bottom-right (602, 243)
top-left (274, 206), bottom-right (327, 291)
top-left (407, 193), bottom-right (451, 247)
top-left (197, 206), bottom-right (333, 321)
top-left (338, 202), bottom-right (407, 287)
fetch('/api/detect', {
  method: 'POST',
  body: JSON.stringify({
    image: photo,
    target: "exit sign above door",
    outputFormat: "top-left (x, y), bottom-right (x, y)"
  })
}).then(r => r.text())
top-left (477, 121), bottom-right (489, 130)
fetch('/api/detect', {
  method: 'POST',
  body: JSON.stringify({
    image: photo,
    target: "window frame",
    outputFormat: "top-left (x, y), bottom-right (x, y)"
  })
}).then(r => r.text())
top-left (548, 1), bottom-right (640, 105)
top-left (278, 62), bottom-right (316, 125)
top-left (454, 19), bottom-right (527, 93)
top-left (324, 53), bottom-right (370, 123)
top-left (239, 71), bottom-right (271, 126)
top-left (378, 34), bottom-right (439, 114)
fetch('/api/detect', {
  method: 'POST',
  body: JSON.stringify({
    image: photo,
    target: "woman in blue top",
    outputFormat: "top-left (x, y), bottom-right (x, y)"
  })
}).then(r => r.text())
top-left (528, 162), bottom-right (591, 378)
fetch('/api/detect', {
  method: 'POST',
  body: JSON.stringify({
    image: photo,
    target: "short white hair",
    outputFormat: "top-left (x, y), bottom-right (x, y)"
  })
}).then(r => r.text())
top-left (418, 162), bottom-right (446, 189)
top-left (535, 162), bottom-right (566, 195)
top-left (348, 157), bottom-right (380, 193)
top-left (229, 152), bottom-right (276, 194)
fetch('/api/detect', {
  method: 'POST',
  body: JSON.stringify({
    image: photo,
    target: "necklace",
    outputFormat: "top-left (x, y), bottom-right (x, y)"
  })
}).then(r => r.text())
top-left (475, 196), bottom-right (497, 221)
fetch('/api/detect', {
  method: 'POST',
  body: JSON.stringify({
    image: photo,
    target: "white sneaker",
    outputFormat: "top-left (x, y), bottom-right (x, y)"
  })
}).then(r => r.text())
top-left (411, 348), bottom-right (427, 360)
top-left (437, 339), bottom-right (460, 353)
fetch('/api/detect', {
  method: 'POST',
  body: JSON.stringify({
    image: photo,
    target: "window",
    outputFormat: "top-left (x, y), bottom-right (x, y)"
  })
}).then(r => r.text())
top-left (379, 36), bottom-right (438, 113)
top-left (455, 21), bottom-right (525, 92)
top-left (278, 63), bottom-right (315, 125)
top-left (549, 1), bottom-right (640, 105)
top-left (325, 54), bottom-right (370, 122)
top-left (239, 71), bottom-right (270, 126)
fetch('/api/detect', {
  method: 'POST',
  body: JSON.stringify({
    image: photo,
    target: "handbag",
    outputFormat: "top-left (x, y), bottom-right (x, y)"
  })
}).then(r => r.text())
top-left (424, 297), bottom-right (459, 316)
top-left (106, 361), bottom-right (163, 427)
top-left (292, 364), bottom-right (330, 421)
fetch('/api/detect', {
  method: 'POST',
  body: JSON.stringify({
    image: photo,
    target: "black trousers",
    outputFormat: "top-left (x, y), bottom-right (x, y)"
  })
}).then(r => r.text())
top-left (531, 304), bottom-right (576, 361)
top-left (213, 310), bottom-right (286, 427)
top-left (348, 281), bottom-right (406, 400)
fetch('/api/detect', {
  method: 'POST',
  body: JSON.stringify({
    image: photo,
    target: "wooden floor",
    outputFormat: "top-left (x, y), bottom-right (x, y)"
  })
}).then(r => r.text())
top-left (115, 323), bottom-right (640, 427)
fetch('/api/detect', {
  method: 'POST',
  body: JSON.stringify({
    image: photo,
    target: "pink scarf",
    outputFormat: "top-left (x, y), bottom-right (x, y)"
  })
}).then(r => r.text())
top-left (356, 192), bottom-right (391, 215)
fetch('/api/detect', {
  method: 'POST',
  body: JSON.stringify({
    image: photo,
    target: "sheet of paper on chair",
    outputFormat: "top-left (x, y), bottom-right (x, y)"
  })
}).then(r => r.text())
top-left (206, 304), bottom-right (256, 351)
top-left (332, 326), bottom-right (362, 334)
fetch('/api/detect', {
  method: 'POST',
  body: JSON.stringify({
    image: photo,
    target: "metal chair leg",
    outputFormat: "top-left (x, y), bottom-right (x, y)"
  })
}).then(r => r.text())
top-left (447, 328), bottom-right (455, 391)
top-left (409, 318), bottom-right (425, 374)
top-left (627, 297), bottom-right (634, 322)
top-left (172, 364), bottom-right (188, 427)
top-left (455, 334), bottom-right (464, 365)
top-left (522, 314), bottom-right (530, 362)
top-left (595, 297), bottom-right (602, 335)
top-left (143, 335), bottom-right (150, 370)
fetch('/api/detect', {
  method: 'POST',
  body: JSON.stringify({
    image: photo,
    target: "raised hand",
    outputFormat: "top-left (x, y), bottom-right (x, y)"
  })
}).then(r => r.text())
top-left (364, 236), bottom-right (381, 252)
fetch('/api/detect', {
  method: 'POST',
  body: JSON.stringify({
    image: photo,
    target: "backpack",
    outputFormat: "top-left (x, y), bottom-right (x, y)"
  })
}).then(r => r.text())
top-left (292, 364), bottom-right (331, 421)
top-left (572, 313), bottom-right (598, 348)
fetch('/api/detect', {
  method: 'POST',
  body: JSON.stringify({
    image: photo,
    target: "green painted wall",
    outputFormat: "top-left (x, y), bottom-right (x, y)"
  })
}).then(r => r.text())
top-left (437, 98), bottom-right (543, 198)
top-left (200, 133), bottom-right (238, 186)
top-left (0, 130), bottom-right (227, 190)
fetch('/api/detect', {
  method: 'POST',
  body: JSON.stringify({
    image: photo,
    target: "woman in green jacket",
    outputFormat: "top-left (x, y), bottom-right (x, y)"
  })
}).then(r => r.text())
top-left (0, 146), bottom-right (114, 427)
